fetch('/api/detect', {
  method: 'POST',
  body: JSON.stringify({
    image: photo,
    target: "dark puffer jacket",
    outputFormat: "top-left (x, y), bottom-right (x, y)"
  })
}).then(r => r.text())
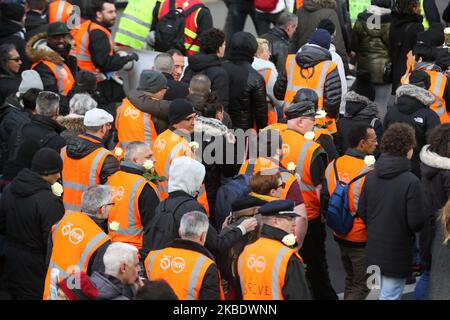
top-left (358, 154), bottom-right (425, 279)
top-left (336, 91), bottom-right (383, 155)
top-left (0, 66), bottom-right (21, 106)
top-left (223, 32), bottom-right (268, 130)
top-left (384, 84), bottom-right (441, 177)
top-left (274, 44), bottom-right (342, 119)
top-left (261, 26), bottom-right (290, 75)
top-left (181, 53), bottom-right (229, 109)
top-left (0, 17), bottom-right (30, 71)
top-left (352, 8), bottom-right (391, 84)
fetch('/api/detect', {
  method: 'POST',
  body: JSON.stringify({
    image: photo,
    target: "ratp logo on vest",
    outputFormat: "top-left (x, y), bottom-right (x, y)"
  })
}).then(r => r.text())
top-left (247, 254), bottom-right (266, 273)
top-left (124, 107), bottom-right (141, 120)
top-left (111, 186), bottom-right (125, 202)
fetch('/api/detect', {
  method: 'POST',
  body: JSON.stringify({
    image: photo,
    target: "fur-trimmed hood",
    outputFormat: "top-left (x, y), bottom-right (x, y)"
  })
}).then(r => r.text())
top-left (420, 145), bottom-right (450, 171)
top-left (344, 91), bottom-right (379, 119)
top-left (26, 32), bottom-right (64, 65)
top-left (395, 84), bottom-right (435, 107)
top-left (194, 116), bottom-right (236, 143)
top-left (304, 0), bottom-right (337, 11)
top-left (56, 114), bottom-right (85, 136)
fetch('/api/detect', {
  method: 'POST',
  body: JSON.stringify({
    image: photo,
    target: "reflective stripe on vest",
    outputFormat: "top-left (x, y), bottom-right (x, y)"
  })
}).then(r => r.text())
top-left (352, 166), bottom-right (371, 212)
top-left (32, 60), bottom-right (74, 95)
top-left (187, 255), bottom-right (207, 300)
top-left (296, 140), bottom-right (316, 192)
top-left (49, 1), bottom-right (73, 24)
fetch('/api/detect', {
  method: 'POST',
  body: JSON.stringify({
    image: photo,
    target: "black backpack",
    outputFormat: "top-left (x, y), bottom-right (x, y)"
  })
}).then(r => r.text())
top-left (154, 0), bottom-right (204, 54)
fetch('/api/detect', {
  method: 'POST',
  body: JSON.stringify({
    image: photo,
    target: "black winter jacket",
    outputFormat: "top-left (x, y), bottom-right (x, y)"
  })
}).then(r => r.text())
top-left (24, 11), bottom-right (48, 41)
top-left (336, 91), bottom-right (383, 155)
top-left (65, 133), bottom-right (119, 184)
top-left (0, 168), bottom-right (65, 300)
top-left (163, 72), bottom-right (189, 101)
top-left (418, 146), bottom-right (450, 271)
top-left (389, 11), bottom-right (424, 93)
top-left (274, 44), bottom-right (342, 119)
top-left (182, 53), bottom-right (229, 108)
top-left (261, 26), bottom-right (290, 75)
top-left (0, 17), bottom-right (30, 71)
top-left (384, 84), bottom-right (441, 177)
top-left (0, 66), bottom-right (21, 107)
top-left (358, 154), bottom-right (425, 278)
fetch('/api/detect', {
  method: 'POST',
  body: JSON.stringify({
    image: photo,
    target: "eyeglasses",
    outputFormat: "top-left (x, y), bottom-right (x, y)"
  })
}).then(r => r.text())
top-left (277, 182), bottom-right (286, 189)
top-left (8, 57), bottom-right (21, 62)
top-left (102, 202), bottom-right (115, 207)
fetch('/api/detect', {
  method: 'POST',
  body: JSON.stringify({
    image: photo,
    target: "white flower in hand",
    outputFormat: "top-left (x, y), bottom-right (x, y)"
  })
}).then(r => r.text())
top-left (109, 221), bottom-right (120, 232)
top-left (143, 160), bottom-right (154, 171)
top-left (282, 234), bottom-right (297, 247)
top-left (114, 147), bottom-right (124, 157)
top-left (287, 162), bottom-right (296, 172)
top-left (51, 182), bottom-right (63, 197)
top-left (189, 141), bottom-right (199, 151)
top-left (364, 155), bottom-right (376, 167)
top-left (315, 110), bottom-right (327, 119)
top-left (304, 131), bottom-right (315, 141)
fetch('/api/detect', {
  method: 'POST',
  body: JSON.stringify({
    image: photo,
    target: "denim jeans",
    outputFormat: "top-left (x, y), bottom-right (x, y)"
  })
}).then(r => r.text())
top-left (380, 276), bottom-right (406, 300)
top-left (413, 270), bottom-right (430, 300)
top-left (224, 3), bottom-right (260, 40)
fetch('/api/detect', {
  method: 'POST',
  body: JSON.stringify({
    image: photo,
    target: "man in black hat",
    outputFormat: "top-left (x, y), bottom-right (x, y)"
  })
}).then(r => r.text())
top-left (0, 148), bottom-right (65, 300)
top-left (237, 200), bottom-right (310, 300)
top-left (26, 21), bottom-right (78, 115)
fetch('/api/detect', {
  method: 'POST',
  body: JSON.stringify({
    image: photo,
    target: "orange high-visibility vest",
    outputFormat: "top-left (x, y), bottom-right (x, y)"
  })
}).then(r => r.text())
top-left (152, 128), bottom-right (210, 215)
top-left (72, 20), bottom-right (114, 77)
top-left (264, 122), bottom-right (287, 132)
top-left (238, 237), bottom-right (302, 300)
top-left (294, 0), bottom-right (304, 12)
top-left (107, 170), bottom-right (160, 250)
top-left (257, 67), bottom-right (278, 125)
top-left (401, 70), bottom-right (450, 123)
top-left (48, 0), bottom-right (73, 24)
top-left (239, 157), bottom-right (297, 201)
top-left (284, 54), bottom-right (338, 133)
top-left (115, 98), bottom-right (158, 146)
top-left (280, 129), bottom-right (323, 221)
top-left (158, 0), bottom-right (203, 56)
top-left (43, 210), bottom-right (109, 299)
top-left (325, 155), bottom-right (373, 243)
top-left (61, 135), bottom-right (113, 211)
top-left (32, 60), bottom-right (74, 95)
top-left (145, 246), bottom-right (224, 300)
top-left (405, 50), bottom-right (415, 76)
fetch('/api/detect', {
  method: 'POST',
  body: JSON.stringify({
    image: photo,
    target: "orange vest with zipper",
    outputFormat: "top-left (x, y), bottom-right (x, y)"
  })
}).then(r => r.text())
top-left (325, 155), bottom-right (373, 242)
top-left (145, 246), bottom-right (224, 300)
top-left (115, 98), bottom-right (158, 146)
top-left (107, 170), bottom-right (160, 250)
top-left (284, 54), bottom-right (338, 133)
top-left (152, 128), bottom-right (210, 215)
top-left (238, 237), bottom-right (302, 300)
top-left (48, 0), bottom-right (73, 24)
top-left (43, 210), bottom-right (109, 299)
top-left (280, 129), bottom-right (322, 221)
top-left (32, 60), bottom-right (74, 95)
top-left (61, 135), bottom-right (113, 211)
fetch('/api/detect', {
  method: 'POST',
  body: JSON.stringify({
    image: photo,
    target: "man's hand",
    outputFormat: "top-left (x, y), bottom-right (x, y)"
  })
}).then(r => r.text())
top-left (239, 217), bottom-right (258, 233)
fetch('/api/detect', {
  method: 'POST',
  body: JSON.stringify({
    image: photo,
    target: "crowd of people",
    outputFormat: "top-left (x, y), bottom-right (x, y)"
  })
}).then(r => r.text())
top-left (0, 0), bottom-right (449, 301)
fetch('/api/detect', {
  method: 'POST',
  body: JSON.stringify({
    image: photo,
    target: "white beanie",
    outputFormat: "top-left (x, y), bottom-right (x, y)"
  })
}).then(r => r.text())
top-left (17, 70), bottom-right (44, 96)
top-left (168, 156), bottom-right (205, 197)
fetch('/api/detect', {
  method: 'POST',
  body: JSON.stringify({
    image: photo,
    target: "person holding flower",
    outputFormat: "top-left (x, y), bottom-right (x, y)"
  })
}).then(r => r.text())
top-left (106, 141), bottom-right (161, 260)
top-left (237, 200), bottom-right (310, 300)
top-left (0, 148), bottom-right (64, 300)
top-left (323, 123), bottom-right (377, 300)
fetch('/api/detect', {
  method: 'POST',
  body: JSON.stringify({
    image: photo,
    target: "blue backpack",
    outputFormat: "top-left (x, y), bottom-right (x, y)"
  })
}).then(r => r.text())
top-left (326, 159), bottom-right (370, 235)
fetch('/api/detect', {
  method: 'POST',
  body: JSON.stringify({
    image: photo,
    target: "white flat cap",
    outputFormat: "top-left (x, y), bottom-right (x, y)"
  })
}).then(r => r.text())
top-left (84, 108), bottom-right (113, 126)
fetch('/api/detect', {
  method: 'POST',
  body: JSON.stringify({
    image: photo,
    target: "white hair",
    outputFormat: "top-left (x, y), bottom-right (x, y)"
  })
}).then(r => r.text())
top-left (103, 242), bottom-right (138, 278)
top-left (36, 91), bottom-right (59, 116)
top-left (123, 141), bottom-right (149, 162)
top-left (81, 185), bottom-right (111, 214)
top-left (179, 211), bottom-right (209, 239)
top-left (69, 93), bottom-right (97, 116)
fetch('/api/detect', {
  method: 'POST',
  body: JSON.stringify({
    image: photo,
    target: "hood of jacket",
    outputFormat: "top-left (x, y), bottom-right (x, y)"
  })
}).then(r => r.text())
top-left (344, 91), bottom-right (379, 118)
top-left (89, 272), bottom-right (129, 300)
top-left (194, 116), bottom-right (235, 143)
top-left (420, 145), bottom-right (450, 180)
top-left (303, 0), bottom-right (337, 11)
top-left (168, 156), bottom-right (205, 197)
top-left (0, 16), bottom-right (24, 38)
top-left (374, 154), bottom-right (411, 179)
top-left (395, 84), bottom-right (435, 114)
top-left (57, 114), bottom-right (85, 136)
top-left (26, 32), bottom-right (64, 65)
top-left (227, 32), bottom-right (257, 64)
top-left (66, 134), bottom-right (103, 159)
top-left (10, 168), bottom-right (52, 198)
top-left (391, 11), bottom-right (423, 28)
top-left (296, 44), bottom-right (331, 68)
top-left (188, 52), bottom-right (221, 72)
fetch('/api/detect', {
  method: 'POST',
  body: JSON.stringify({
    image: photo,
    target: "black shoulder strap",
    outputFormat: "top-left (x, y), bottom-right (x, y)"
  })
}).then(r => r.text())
top-left (182, 3), bottom-right (205, 17)
top-left (348, 168), bottom-right (371, 185)
top-left (169, 0), bottom-right (176, 12)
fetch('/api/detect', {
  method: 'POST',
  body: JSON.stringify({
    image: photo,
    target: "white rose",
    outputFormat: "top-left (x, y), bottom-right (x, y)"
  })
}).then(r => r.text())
top-left (189, 141), bottom-right (199, 151)
top-left (304, 131), bottom-right (315, 141)
top-left (51, 182), bottom-right (63, 197)
top-left (143, 160), bottom-right (154, 171)
top-left (364, 155), bottom-right (376, 167)
top-left (109, 221), bottom-right (120, 232)
top-left (287, 162), bottom-right (296, 172)
top-left (315, 109), bottom-right (327, 119)
top-left (282, 234), bottom-right (297, 247)
top-left (114, 147), bottom-right (124, 157)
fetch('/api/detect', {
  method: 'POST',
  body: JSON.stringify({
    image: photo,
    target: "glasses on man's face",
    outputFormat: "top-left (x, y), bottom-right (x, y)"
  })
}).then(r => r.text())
top-left (277, 182), bottom-right (286, 189)
top-left (8, 57), bottom-right (21, 62)
top-left (102, 202), bottom-right (115, 208)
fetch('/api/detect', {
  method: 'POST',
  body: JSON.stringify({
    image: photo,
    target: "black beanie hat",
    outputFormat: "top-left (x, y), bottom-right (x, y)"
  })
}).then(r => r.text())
top-left (350, 70), bottom-right (376, 101)
top-left (169, 99), bottom-right (196, 125)
top-left (409, 70), bottom-right (431, 89)
top-left (31, 148), bottom-right (63, 176)
top-left (75, 70), bottom-right (97, 91)
top-left (417, 25), bottom-right (445, 47)
top-left (0, 3), bottom-right (25, 22)
top-left (317, 19), bottom-right (335, 36)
